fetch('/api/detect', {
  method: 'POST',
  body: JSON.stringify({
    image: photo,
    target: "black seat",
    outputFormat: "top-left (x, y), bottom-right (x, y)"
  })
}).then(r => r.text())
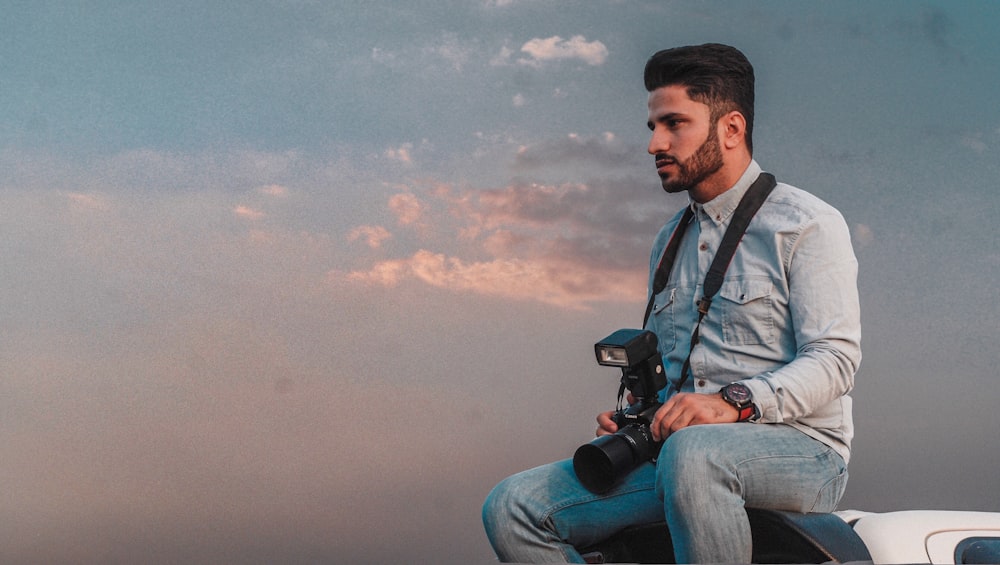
top-left (579, 508), bottom-right (872, 564)
top-left (747, 508), bottom-right (871, 563)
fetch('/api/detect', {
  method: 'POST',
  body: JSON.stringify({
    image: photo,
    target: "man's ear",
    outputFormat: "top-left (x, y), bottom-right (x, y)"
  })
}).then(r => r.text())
top-left (720, 111), bottom-right (747, 150)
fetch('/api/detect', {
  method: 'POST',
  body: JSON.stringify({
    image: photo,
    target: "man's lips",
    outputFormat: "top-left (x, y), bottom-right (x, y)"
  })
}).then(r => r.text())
top-left (655, 155), bottom-right (677, 175)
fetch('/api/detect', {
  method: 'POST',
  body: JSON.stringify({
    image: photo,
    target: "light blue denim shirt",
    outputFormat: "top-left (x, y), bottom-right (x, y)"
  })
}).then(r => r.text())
top-left (646, 160), bottom-right (861, 462)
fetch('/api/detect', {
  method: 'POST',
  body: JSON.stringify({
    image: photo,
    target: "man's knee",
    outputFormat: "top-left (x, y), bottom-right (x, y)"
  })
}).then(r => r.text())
top-left (482, 474), bottom-right (519, 536)
top-left (482, 467), bottom-right (573, 561)
top-left (482, 467), bottom-right (550, 541)
top-left (654, 426), bottom-right (740, 506)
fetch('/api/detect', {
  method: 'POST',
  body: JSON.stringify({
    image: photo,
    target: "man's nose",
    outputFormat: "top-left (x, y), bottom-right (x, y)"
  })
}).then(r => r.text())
top-left (648, 129), bottom-right (668, 155)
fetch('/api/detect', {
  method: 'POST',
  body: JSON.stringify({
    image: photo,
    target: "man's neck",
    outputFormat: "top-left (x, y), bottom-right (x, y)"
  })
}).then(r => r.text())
top-left (689, 154), bottom-right (753, 203)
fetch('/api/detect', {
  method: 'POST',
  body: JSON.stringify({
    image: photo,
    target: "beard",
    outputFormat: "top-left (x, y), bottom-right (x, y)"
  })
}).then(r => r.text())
top-left (656, 128), bottom-right (724, 194)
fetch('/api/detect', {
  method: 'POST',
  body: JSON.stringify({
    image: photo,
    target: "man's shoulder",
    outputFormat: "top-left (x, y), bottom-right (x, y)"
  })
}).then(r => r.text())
top-left (764, 180), bottom-right (846, 224)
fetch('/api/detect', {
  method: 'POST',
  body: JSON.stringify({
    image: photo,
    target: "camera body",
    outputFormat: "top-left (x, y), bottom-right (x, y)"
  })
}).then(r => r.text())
top-left (573, 329), bottom-right (668, 494)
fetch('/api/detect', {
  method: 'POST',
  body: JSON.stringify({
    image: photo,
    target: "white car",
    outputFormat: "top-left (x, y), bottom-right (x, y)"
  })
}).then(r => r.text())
top-left (841, 509), bottom-right (1000, 564)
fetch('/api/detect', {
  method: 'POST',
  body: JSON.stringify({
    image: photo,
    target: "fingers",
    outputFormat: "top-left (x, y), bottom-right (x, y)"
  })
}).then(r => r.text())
top-left (596, 410), bottom-right (618, 437)
top-left (649, 393), bottom-right (734, 441)
top-left (650, 401), bottom-right (689, 442)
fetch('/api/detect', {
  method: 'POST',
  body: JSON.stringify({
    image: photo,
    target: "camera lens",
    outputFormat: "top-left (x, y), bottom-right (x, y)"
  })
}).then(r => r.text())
top-left (573, 425), bottom-right (658, 494)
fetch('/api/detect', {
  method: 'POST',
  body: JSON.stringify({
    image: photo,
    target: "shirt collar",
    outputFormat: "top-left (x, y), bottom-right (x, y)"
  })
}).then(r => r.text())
top-left (692, 160), bottom-right (764, 226)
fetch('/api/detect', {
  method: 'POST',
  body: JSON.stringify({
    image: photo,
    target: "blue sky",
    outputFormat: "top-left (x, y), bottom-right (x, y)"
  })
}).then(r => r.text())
top-left (1, 1), bottom-right (998, 563)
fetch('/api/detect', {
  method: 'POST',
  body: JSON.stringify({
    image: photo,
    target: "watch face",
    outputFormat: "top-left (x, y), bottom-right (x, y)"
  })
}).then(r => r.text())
top-left (724, 383), bottom-right (751, 404)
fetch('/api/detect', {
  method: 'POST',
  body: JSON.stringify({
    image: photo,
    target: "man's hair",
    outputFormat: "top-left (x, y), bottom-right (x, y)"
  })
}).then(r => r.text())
top-left (644, 43), bottom-right (755, 153)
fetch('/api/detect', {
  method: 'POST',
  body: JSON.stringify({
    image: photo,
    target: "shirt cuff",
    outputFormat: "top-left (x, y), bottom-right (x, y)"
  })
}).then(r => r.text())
top-left (741, 377), bottom-right (778, 423)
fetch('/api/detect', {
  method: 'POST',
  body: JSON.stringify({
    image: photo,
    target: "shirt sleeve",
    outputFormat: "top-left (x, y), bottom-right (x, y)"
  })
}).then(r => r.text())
top-left (742, 208), bottom-right (862, 423)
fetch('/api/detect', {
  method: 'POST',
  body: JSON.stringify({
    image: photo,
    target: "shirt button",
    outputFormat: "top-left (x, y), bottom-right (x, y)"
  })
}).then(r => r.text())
top-left (699, 243), bottom-right (709, 251)
top-left (698, 379), bottom-right (706, 387)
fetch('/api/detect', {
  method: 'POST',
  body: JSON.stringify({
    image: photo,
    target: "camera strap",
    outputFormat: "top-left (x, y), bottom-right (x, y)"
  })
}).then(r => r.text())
top-left (642, 172), bottom-right (777, 393)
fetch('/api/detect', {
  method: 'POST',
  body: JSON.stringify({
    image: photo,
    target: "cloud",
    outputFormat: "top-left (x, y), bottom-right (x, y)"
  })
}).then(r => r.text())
top-left (493, 35), bottom-right (609, 68)
top-left (518, 35), bottom-right (609, 67)
top-left (370, 46), bottom-right (397, 65)
top-left (385, 140), bottom-right (432, 165)
top-left (339, 138), bottom-right (676, 309)
top-left (388, 192), bottom-right (426, 226)
top-left (348, 225), bottom-right (392, 249)
top-left (490, 45), bottom-right (516, 66)
top-left (513, 131), bottom-right (641, 170)
top-left (372, 34), bottom-right (477, 73)
top-left (234, 205), bottom-right (265, 220)
top-left (423, 33), bottom-right (474, 71)
top-left (344, 249), bottom-right (643, 309)
top-left (257, 184), bottom-right (289, 197)
top-left (385, 143), bottom-right (414, 164)
top-left (9, 139), bottom-right (662, 316)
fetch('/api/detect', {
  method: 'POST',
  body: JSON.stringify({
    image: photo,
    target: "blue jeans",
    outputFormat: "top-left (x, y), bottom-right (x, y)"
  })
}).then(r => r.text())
top-left (482, 423), bottom-right (848, 563)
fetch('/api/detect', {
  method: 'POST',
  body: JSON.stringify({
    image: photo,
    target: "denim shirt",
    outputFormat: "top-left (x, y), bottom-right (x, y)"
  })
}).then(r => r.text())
top-left (646, 160), bottom-right (861, 462)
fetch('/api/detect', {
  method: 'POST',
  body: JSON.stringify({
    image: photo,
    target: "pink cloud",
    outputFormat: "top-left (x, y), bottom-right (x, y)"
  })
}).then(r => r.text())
top-left (258, 184), bottom-right (289, 197)
top-left (388, 192), bottom-right (425, 226)
top-left (344, 249), bottom-right (644, 309)
top-left (234, 205), bottom-right (265, 220)
top-left (338, 135), bottom-right (673, 309)
top-left (348, 225), bottom-right (392, 249)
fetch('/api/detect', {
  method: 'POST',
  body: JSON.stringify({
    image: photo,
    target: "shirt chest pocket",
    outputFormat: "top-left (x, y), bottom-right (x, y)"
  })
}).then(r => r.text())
top-left (718, 277), bottom-right (775, 345)
top-left (650, 288), bottom-right (678, 354)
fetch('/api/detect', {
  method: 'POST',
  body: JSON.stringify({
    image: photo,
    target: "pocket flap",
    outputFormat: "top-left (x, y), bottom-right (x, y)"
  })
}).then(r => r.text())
top-left (719, 278), bottom-right (772, 305)
top-left (652, 287), bottom-right (676, 314)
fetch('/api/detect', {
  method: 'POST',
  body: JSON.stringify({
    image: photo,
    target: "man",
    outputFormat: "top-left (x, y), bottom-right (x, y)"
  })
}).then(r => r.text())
top-left (482, 43), bottom-right (861, 563)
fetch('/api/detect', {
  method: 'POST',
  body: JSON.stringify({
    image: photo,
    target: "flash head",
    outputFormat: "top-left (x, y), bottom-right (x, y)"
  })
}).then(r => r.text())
top-left (594, 329), bottom-right (658, 368)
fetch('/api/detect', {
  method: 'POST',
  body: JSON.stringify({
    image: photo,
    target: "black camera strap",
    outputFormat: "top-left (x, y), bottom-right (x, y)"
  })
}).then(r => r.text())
top-left (642, 172), bottom-right (777, 393)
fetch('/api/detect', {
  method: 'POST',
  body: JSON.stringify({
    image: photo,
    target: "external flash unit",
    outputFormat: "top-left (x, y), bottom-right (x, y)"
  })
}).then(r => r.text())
top-left (594, 329), bottom-right (659, 368)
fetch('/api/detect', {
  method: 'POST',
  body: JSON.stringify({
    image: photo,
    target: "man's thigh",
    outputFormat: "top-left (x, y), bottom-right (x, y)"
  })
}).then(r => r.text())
top-left (658, 423), bottom-right (848, 513)
top-left (510, 457), bottom-right (666, 548)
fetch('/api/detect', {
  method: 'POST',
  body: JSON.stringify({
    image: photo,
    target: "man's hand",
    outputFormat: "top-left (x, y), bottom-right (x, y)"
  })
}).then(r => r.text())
top-left (596, 409), bottom-right (620, 437)
top-left (595, 392), bottom-right (636, 437)
top-left (649, 393), bottom-right (738, 442)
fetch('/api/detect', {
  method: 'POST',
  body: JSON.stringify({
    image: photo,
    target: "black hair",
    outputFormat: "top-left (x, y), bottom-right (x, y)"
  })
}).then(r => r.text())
top-left (644, 43), bottom-right (755, 153)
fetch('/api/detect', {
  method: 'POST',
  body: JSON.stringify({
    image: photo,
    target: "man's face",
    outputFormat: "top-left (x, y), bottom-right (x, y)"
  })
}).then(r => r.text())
top-left (646, 85), bottom-right (724, 197)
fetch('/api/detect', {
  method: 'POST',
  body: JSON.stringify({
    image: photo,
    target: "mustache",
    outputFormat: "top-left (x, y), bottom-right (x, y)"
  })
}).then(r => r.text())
top-left (654, 153), bottom-right (677, 166)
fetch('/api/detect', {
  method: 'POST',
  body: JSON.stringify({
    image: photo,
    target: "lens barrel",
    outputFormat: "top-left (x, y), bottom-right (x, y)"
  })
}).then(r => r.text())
top-left (572, 425), bottom-right (659, 494)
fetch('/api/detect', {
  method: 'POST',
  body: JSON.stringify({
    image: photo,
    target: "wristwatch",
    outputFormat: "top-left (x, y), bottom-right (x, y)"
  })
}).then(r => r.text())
top-left (720, 382), bottom-right (757, 422)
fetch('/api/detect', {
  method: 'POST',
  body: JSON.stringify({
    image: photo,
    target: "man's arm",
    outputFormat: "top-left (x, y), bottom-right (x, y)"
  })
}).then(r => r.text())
top-left (741, 210), bottom-right (861, 423)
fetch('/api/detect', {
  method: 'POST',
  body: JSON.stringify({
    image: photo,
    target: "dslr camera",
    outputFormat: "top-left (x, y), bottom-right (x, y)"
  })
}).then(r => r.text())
top-left (573, 329), bottom-right (667, 494)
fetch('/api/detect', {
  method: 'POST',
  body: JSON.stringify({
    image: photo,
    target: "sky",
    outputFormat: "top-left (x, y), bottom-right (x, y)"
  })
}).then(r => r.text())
top-left (1, 1), bottom-right (998, 563)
